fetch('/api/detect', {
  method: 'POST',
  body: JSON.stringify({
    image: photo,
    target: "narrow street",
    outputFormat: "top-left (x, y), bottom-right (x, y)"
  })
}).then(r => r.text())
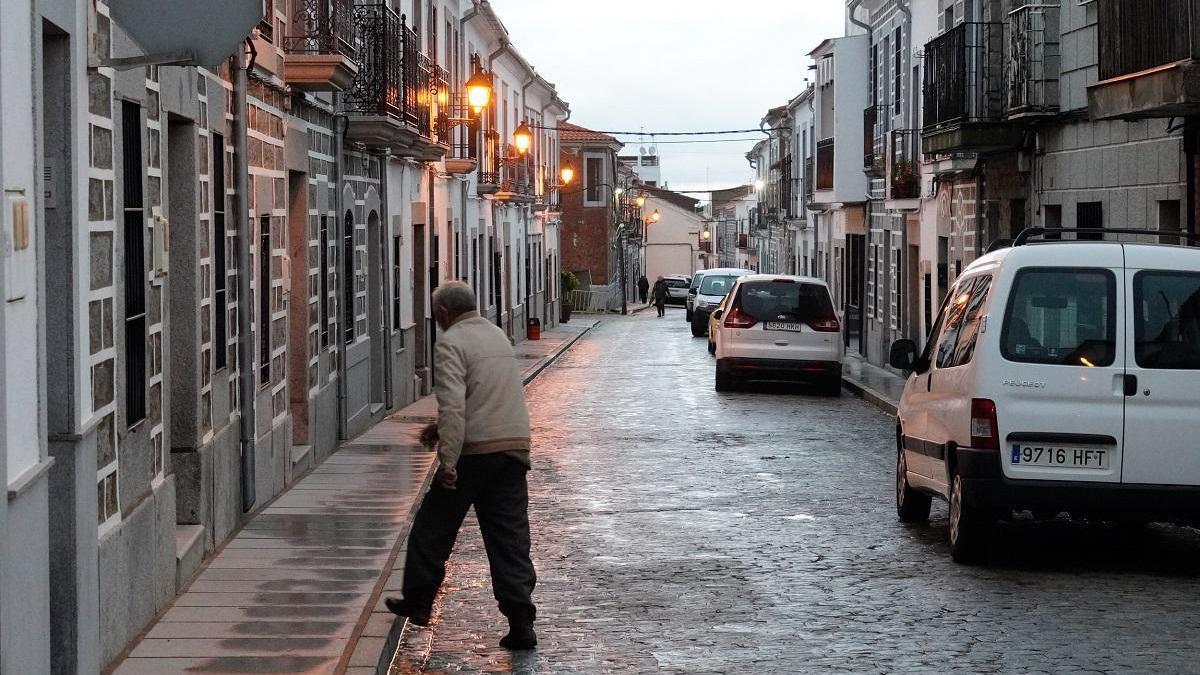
top-left (391, 308), bottom-right (1200, 675)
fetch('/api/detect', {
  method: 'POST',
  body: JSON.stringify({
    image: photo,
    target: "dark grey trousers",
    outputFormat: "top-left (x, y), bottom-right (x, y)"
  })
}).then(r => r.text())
top-left (401, 453), bottom-right (537, 624)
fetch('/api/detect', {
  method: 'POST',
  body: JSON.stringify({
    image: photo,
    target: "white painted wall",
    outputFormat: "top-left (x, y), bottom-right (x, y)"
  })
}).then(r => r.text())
top-left (2, 0), bottom-right (43, 480)
top-left (644, 196), bottom-right (702, 281)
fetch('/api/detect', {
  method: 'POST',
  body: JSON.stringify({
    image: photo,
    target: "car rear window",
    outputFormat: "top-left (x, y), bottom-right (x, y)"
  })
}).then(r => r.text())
top-left (1001, 268), bottom-right (1116, 367)
top-left (1134, 271), bottom-right (1200, 369)
top-left (699, 275), bottom-right (738, 296)
top-left (735, 281), bottom-right (835, 323)
top-left (665, 278), bottom-right (689, 289)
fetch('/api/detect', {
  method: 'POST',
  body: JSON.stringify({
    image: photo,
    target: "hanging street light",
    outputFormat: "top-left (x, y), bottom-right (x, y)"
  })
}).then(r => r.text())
top-left (635, 194), bottom-right (646, 208)
top-left (559, 166), bottom-right (574, 185)
top-left (649, 209), bottom-right (661, 224)
top-left (466, 70), bottom-right (492, 114)
top-left (513, 121), bottom-right (533, 154)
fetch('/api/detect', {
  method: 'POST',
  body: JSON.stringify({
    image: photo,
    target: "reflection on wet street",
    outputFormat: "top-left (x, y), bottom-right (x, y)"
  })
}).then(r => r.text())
top-left (392, 310), bottom-right (1200, 674)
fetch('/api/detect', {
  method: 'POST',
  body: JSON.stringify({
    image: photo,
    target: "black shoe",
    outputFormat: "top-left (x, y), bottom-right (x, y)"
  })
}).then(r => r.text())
top-left (499, 623), bottom-right (537, 650)
top-left (384, 597), bottom-right (431, 627)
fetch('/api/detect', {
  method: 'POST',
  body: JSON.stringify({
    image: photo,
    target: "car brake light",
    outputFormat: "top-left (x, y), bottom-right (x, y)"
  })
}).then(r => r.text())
top-left (723, 306), bottom-right (757, 329)
top-left (807, 317), bottom-right (841, 332)
top-left (970, 399), bottom-right (999, 450)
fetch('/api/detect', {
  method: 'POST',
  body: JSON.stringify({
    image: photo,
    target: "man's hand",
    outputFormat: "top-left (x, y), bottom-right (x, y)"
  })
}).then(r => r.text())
top-left (419, 423), bottom-right (439, 450)
top-left (436, 466), bottom-right (458, 490)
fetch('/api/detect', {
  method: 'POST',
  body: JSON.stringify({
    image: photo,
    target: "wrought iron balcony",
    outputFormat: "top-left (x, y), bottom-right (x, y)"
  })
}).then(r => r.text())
top-left (495, 145), bottom-right (535, 203)
top-left (445, 95), bottom-right (479, 175)
top-left (283, 0), bottom-right (357, 91)
top-left (887, 130), bottom-right (921, 202)
top-left (803, 168), bottom-right (813, 200)
top-left (922, 22), bottom-right (1022, 154)
top-left (1090, 0), bottom-right (1200, 119)
top-left (1006, 3), bottom-right (1060, 118)
top-left (343, 5), bottom-right (445, 158)
top-left (477, 130), bottom-right (501, 194)
top-left (815, 138), bottom-right (834, 192)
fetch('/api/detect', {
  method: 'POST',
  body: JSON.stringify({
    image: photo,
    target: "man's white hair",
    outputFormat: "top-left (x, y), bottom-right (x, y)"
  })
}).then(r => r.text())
top-left (432, 281), bottom-right (477, 316)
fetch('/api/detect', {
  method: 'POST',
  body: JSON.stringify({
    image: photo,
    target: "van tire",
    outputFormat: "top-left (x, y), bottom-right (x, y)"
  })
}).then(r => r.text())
top-left (691, 314), bottom-right (707, 338)
top-left (948, 471), bottom-right (989, 564)
top-left (896, 445), bottom-right (931, 523)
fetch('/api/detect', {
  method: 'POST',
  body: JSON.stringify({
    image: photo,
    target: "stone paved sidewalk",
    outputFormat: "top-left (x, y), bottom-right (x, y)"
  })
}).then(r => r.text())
top-left (841, 351), bottom-right (904, 414)
top-left (110, 321), bottom-right (597, 675)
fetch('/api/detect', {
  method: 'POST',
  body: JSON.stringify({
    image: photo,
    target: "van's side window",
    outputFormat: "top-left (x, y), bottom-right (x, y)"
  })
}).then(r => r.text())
top-left (1134, 271), bottom-right (1200, 370)
top-left (917, 293), bottom-right (952, 371)
top-left (935, 275), bottom-right (992, 369)
top-left (1001, 268), bottom-right (1116, 367)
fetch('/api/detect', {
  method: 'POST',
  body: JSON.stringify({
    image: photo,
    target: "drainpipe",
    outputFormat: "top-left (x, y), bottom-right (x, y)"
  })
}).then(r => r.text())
top-left (233, 43), bottom-right (256, 512)
top-left (1187, 121), bottom-right (1198, 241)
top-left (847, 0), bottom-right (871, 33)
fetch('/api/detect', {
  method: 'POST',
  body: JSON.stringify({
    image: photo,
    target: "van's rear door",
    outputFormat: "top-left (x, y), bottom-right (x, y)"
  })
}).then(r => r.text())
top-left (1121, 246), bottom-right (1200, 485)
top-left (996, 250), bottom-right (1126, 484)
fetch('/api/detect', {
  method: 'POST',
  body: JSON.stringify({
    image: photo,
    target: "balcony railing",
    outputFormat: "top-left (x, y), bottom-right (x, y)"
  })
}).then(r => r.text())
top-left (499, 145), bottom-right (534, 197)
top-left (448, 96), bottom-right (478, 162)
top-left (815, 138), bottom-right (834, 191)
top-left (1098, 0), bottom-right (1197, 81)
top-left (345, 5), bottom-right (405, 118)
top-left (433, 64), bottom-right (450, 141)
top-left (923, 22), bottom-right (1006, 132)
top-left (803, 167), bottom-right (813, 200)
top-left (1006, 4), bottom-right (1060, 117)
top-left (284, 0), bottom-right (354, 57)
top-left (888, 130), bottom-right (921, 200)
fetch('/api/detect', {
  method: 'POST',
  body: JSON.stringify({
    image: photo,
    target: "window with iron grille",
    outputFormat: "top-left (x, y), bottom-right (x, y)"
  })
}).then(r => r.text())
top-left (121, 101), bottom-right (147, 426)
top-left (393, 235), bottom-right (403, 330)
top-left (894, 27), bottom-right (903, 115)
top-left (259, 214), bottom-right (271, 384)
top-left (213, 133), bottom-right (228, 369)
top-left (320, 216), bottom-right (330, 346)
top-left (343, 212), bottom-right (355, 343)
top-left (1078, 202), bottom-right (1104, 241)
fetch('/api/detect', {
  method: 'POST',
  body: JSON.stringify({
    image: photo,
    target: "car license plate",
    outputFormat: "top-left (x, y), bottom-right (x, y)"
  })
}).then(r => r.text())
top-left (764, 322), bottom-right (803, 332)
top-left (1010, 444), bottom-right (1109, 469)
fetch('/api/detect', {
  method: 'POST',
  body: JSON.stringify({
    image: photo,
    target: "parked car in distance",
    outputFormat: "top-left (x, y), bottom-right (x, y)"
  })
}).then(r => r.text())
top-left (707, 292), bottom-right (731, 354)
top-left (714, 275), bottom-right (843, 395)
top-left (689, 267), bottom-right (756, 337)
top-left (686, 274), bottom-right (704, 322)
top-left (889, 231), bottom-right (1200, 564)
top-left (664, 275), bottom-right (691, 305)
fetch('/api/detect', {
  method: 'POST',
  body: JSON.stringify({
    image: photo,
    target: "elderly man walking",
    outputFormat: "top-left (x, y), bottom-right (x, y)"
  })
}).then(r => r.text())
top-left (385, 281), bottom-right (538, 650)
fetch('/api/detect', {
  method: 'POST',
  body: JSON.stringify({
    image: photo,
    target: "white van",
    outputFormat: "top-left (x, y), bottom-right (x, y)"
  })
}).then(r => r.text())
top-left (687, 267), bottom-right (756, 336)
top-left (889, 230), bottom-right (1200, 563)
top-left (714, 275), bottom-right (843, 394)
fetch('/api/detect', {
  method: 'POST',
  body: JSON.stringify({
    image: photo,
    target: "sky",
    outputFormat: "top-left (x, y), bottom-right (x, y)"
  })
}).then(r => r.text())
top-left (490, 0), bottom-right (845, 195)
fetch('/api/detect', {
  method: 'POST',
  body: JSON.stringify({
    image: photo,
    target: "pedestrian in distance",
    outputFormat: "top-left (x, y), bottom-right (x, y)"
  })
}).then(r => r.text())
top-left (385, 281), bottom-right (538, 651)
top-left (637, 275), bottom-right (650, 304)
top-left (652, 275), bottom-right (669, 317)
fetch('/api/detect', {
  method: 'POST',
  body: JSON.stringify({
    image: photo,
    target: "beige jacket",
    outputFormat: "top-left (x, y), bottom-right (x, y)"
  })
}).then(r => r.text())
top-left (435, 313), bottom-right (531, 469)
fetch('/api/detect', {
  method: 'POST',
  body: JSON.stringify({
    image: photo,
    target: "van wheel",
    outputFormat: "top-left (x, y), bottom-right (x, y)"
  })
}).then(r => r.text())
top-left (948, 471), bottom-right (989, 564)
top-left (896, 445), bottom-right (931, 523)
top-left (690, 315), bottom-right (707, 338)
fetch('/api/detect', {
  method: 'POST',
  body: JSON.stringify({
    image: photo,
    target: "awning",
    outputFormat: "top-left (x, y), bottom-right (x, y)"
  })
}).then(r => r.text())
top-left (107, 0), bottom-right (262, 67)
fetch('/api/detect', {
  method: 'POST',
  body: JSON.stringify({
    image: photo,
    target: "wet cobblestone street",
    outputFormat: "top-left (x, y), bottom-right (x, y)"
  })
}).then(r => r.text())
top-left (390, 309), bottom-right (1200, 674)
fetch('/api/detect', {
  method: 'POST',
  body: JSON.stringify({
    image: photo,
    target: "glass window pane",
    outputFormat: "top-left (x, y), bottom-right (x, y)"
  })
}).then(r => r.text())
top-left (1002, 268), bottom-right (1116, 367)
top-left (1135, 271), bottom-right (1200, 369)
